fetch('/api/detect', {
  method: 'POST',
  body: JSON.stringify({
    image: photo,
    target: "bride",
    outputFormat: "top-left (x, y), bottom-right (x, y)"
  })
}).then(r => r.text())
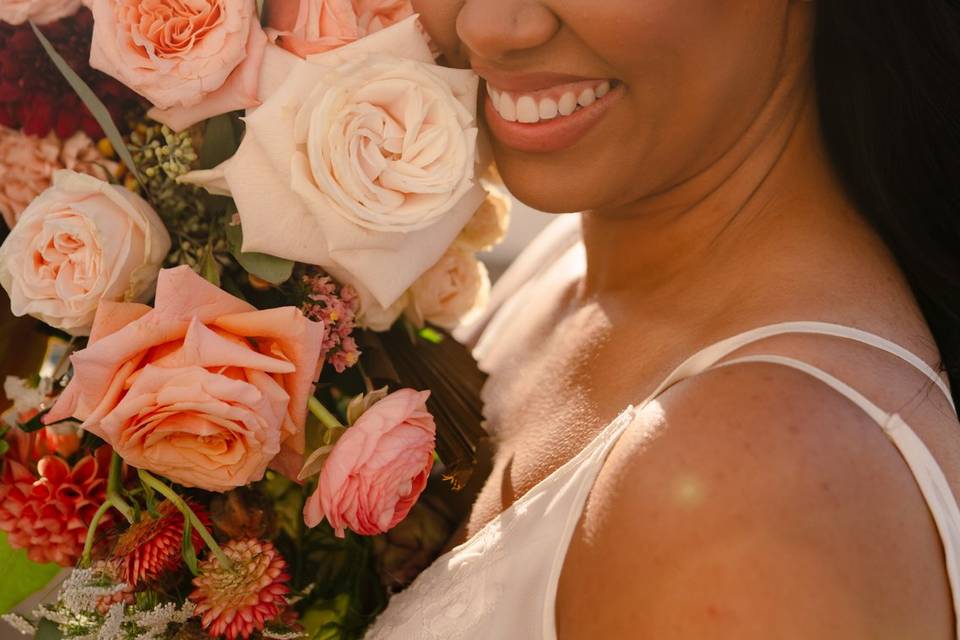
top-left (368, 0), bottom-right (960, 638)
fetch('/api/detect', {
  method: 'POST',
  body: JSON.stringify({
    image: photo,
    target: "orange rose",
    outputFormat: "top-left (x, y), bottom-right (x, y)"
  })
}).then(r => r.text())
top-left (46, 266), bottom-right (325, 491)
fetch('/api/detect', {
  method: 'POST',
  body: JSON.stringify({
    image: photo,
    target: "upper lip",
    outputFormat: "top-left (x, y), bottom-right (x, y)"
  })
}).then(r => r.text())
top-left (472, 64), bottom-right (611, 93)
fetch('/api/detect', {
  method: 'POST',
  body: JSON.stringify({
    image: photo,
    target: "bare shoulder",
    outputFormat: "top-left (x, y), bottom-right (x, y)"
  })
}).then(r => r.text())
top-left (556, 361), bottom-right (955, 639)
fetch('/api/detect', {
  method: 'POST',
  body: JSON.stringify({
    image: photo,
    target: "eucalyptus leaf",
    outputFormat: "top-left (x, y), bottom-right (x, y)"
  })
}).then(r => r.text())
top-left (34, 618), bottom-right (63, 640)
top-left (199, 246), bottom-right (222, 287)
top-left (29, 23), bottom-right (142, 186)
top-left (0, 534), bottom-right (60, 614)
top-left (225, 220), bottom-right (294, 285)
top-left (198, 115), bottom-right (240, 171)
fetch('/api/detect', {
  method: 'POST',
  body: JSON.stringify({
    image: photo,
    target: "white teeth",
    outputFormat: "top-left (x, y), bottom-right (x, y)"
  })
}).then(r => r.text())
top-left (516, 96), bottom-right (539, 123)
top-left (539, 98), bottom-right (558, 120)
top-left (499, 92), bottom-right (517, 122)
top-left (489, 80), bottom-right (614, 123)
top-left (558, 92), bottom-right (577, 116)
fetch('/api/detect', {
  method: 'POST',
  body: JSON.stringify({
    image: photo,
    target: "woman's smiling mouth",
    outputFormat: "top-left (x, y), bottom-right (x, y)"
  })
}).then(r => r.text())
top-left (478, 71), bottom-right (624, 154)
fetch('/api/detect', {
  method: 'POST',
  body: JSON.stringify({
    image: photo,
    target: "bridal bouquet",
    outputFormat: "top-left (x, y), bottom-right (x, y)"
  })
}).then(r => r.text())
top-left (0, 1), bottom-right (508, 638)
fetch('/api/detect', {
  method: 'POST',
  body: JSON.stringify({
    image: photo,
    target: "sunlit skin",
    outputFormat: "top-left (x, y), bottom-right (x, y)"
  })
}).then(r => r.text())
top-left (414, 1), bottom-right (960, 637)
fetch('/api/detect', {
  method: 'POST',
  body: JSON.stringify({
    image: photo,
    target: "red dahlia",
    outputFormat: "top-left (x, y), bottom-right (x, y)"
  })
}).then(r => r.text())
top-left (190, 539), bottom-right (291, 640)
top-left (0, 444), bottom-right (112, 566)
top-left (111, 500), bottom-right (208, 587)
top-left (0, 8), bottom-right (142, 138)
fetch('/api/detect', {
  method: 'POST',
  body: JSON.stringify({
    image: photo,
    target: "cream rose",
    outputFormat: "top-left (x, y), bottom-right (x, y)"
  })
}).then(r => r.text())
top-left (408, 246), bottom-right (490, 330)
top-left (0, 0), bottom-right (81, 25)
top-left (183, 17), bottom-right (486, 310)
top-left (0, 171), bottom-right (170, 335)
top-left (89, 0), bottom-right (268, 131)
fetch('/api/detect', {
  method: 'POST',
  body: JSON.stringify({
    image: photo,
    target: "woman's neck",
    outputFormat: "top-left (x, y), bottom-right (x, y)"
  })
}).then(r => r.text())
top-left (579, 75), bottom-right (862, 320)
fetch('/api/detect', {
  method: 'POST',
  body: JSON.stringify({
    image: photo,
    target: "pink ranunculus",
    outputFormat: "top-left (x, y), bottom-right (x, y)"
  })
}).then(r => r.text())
top-left (265, 0), bottom-right (412, 58)
top-left (88, 0), bottom-right (269, 132)
top-left (304, 389), bottom-right (436, 537)
top-left (0, 0), bottom-right (81, 25)
top-left (45, 266), bottom-right (326, 492)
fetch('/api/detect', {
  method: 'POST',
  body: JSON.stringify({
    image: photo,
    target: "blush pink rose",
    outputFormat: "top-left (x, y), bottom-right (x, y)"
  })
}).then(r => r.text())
top-left (45, 266), bottom-right (326, 492)
top-left (0, 0), bottom-right (81, 25)
top-left (266, 0), bottom-right (413, 57)
top-left (304, 389), bottom-right (436, 537)
top-left (0, 126), bottom-right (118, 229)
top-left (88, 0), bottom-right (269, 132)
top-left (0, 170), bottom-right (170, 335)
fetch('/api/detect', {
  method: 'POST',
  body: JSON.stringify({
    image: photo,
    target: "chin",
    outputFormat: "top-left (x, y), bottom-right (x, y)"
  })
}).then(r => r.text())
top-left (494, 152), bottom-right (618, 214)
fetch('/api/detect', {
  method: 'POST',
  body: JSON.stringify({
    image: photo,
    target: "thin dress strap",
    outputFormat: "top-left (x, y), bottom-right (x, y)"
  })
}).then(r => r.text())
top-left (709, 354), bottom-right (960, 639)
top-left (644, 321), bottom-right (956, 414)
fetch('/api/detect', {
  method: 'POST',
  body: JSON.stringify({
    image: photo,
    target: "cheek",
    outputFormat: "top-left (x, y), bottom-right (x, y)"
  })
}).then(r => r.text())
top-left (410, 0), bottom-right (466, 65)
top-left (499, 1), bottom-right (791, 211)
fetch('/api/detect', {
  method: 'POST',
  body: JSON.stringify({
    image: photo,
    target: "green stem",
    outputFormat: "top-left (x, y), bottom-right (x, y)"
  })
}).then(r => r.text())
top-left (80, 500), bottom-right (113, 566)
top-left (107, 452), bottom-right (134, 524)
top-left (308, 396), bottom-right (343, 430)
top-left (137, 469), bottom-right (233, 571)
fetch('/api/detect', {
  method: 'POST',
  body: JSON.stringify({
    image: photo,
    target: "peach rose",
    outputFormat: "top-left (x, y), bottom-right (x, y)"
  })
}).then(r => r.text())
top-left (303, 389), bottom-right (435, 537)
top-left (457, 186), bottom-right (511, 252)
top-left (0, 0), bottom-right (81, 25)
top-left (0, 170), bottom-right (170, 335)
top-left (182, 17), bottom-right (485, 311)
top-left (89, 0), bottom-right (269, 132)
top-left (408, 245), bottom-right (490, 330)
top-left (266, 0), bottom-right (413, 58)
top-left (0, 127), bottom-right (118, 229)
top-left (45, 266), bottom-right (326, 491)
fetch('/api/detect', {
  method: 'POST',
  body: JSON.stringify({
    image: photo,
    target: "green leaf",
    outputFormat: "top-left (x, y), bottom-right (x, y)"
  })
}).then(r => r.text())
top-left (34, 618), bottom-right (63, 640)
top-left (0, 533), bottom-right (60, 614)
top-left (17, 408), bottom-right (51, 434)
top-left (0, 440), bottom-right (8, 458)
top-left (199, 245), bottom-right (222, 287)
top-left (418, 327), bottom-right (445, 345)
top-left (225, 220), bottom-right (294, 285)
top-left (142, 477), bottom-right (159, 519)
top-left (29, 23), bottom-right (142, 186)
top-left (198, 115), bottom-right (240, 171)
top-left (181, 519), bottom-right (199, 576)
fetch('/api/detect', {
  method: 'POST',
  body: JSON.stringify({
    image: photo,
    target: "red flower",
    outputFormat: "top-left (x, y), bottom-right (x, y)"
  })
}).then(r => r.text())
top-left (0, 8), bottom-right (142, 138)
top-left (0, 444), bottom-right (112, 566)
top-left (110, 500), bottom-right (208, 586)
top-left (189, 539), bottom-right (291, 640)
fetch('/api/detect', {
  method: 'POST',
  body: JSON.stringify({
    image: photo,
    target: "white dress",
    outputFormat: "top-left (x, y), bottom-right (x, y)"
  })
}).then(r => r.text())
top-left (364, 218), bottom-right (960, 640)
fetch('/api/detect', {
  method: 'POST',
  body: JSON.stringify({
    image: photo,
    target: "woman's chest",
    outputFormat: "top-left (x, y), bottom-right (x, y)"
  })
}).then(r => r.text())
top-left (465, 300), bottom-right (679, 539)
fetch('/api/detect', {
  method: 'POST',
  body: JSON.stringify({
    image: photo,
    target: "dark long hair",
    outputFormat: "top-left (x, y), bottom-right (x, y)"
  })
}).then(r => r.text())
top-left (814, 0), bottom-right (960, 409)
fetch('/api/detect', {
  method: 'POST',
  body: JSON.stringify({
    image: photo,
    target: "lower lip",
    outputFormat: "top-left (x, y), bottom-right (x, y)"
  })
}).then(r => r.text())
top-left (483, 84), bottom-right (625, 154)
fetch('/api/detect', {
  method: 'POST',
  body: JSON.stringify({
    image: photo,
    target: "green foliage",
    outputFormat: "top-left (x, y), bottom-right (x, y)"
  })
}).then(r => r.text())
top-left (0, 534), bottom-right (60, 614)
top-left (198, 115), bottom-right (241, 171)
top-left (34, 618), bottom-right (63, 640)
top-left (225, 220), bottom-right (295, 285)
